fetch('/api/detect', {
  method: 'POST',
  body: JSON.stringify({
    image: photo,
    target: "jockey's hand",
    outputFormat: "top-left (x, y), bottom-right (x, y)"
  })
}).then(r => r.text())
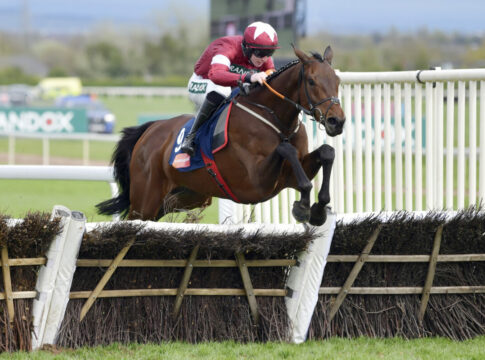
top-left (238, 80), bottom-right (251, 95)
top-left (250, 71), bottom-right (269, 85)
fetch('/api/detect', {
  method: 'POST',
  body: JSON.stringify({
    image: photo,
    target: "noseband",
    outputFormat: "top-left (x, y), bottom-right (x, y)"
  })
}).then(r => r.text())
top-left (298, 60), bottom-right (340, 125)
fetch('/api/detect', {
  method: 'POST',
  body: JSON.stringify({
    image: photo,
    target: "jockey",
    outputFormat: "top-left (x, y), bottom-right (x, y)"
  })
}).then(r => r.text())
top-left (181, 21), bottom-right (280, 156)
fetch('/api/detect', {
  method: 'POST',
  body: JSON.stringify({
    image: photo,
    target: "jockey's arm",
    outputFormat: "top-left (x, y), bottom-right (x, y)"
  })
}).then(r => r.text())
top-left (208, 63), bottom-right (244, 87)
top-left (208, 63), bottom-right (275, 87)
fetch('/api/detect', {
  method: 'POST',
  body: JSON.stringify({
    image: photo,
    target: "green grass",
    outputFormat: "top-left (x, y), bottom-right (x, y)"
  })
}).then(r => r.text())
top-left (0, 179), bottom-right (219, 223)
top-left (3, 337), bottom-right (485, 359)
top-left (101, 95), bottom-right (195, 132)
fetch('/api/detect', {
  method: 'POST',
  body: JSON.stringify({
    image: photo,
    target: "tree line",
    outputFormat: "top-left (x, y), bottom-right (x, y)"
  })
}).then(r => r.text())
top-left (0, 23), bottom-right (484, 87)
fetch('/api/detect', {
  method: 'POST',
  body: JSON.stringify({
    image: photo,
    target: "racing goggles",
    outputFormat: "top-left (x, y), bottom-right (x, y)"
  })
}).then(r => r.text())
top-left (252, 48), bottom-right (275, 58)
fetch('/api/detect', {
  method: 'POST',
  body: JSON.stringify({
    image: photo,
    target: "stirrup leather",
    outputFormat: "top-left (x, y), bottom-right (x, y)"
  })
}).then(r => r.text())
top-left (180, 132), bottom-right (196, 155)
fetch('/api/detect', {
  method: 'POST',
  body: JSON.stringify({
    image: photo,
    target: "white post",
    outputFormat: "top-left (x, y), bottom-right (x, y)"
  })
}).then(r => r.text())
top-left (354, 84), bottom-right (363, 212)
top-left (315, 112), bottom-right (324, 198)
top-left (334, 132), bottom-right (345, 213)
top-left (425, 82), bottom-right (434, 209)
top-left (479, 81), bottom-right (485, 204)
top-left (383, 83), bottom-right (393, 211)
top-left (446, 82), bottom-right (455, 209)
top-left (271, 197), bottom-right (279, 224)
top-left (468, 81), bottom-right (477, 206)
top-left (288, 189), bottom-right (296, 224)
top-left (457, 81), bottom-right (466, 208)
top-left (364, 84), bottom-right (373, 212)
top-left (404, 83), bottom-right (413, 211)
top-left (326, 134), bottom-right (336, 211)
top-left (343, 84), bottom-right (353, 213)
top-left (434, 71), bottom-right (444, 209)
top-left (243, 204), bottom-right (252, 223)
top-left (281, 190), bottom-right (289, 224)
top-left (394, 83), bottom-right (403, 209)
top-left (303, 116), bottom-right (315, 207)
top-left (414, 83), bottom-right (423, 211)
top-left (373, 84), bottom-right (382, 211)
top-left (263, 201), bottom-right (271, 224)
top-left (254, 203), bottom-right (262, 223)
top-left (218, 198), bottom-right (236, 224)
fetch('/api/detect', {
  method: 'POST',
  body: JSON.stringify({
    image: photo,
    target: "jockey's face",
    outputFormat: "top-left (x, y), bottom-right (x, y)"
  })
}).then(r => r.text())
top-left (250, 54), bottom-right (268, 68)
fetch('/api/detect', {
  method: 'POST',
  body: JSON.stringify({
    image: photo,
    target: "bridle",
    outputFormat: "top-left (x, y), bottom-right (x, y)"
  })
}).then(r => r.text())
top-left (262, 59), bottom-right (340, 126)
top-left (299, 60), bottom-right (341, 125)
top-left (234, 57), bottom-right (341, 141)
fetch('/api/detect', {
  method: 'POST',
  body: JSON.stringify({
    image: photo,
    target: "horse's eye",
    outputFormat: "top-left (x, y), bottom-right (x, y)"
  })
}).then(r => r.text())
top-left (308, 78), bottom-right (316, 86)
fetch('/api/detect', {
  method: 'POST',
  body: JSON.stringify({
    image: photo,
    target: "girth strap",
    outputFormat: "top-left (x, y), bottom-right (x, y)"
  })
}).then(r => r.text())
top-left (201, 150), bottom-right (240, 203)
top-left (233, 100), bottom-right (301, 142)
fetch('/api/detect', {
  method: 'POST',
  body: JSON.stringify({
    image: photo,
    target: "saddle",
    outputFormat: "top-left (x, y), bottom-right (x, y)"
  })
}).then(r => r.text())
top-left (169, 101), bottom-right (233, 171)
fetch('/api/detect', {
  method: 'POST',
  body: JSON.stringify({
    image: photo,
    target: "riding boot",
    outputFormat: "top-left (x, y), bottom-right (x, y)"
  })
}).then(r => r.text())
top-left (180, 91), bottom-right (225, 156)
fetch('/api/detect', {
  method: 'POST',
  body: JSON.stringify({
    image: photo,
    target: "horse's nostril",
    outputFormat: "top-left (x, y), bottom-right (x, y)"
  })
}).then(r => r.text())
top-left (327, 117), bottom-right (338, 126)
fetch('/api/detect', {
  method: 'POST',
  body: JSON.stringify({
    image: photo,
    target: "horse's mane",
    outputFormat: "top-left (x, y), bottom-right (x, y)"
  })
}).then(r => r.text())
top-left (266, 59), bottom-right (299, 82)
top-left (266, 52), bottom-right (325, 83)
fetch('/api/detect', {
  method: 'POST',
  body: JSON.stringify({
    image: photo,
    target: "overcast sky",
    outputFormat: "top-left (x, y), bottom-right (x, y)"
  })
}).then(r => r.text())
top-left (0, 0), bottom-right (483, 35)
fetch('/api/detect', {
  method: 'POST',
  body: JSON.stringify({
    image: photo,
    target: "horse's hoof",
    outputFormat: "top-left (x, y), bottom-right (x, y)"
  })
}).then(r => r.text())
top-left (292, 201), bottom-right (310, 223)
top-left (309, 203), bottom-right (327, 226)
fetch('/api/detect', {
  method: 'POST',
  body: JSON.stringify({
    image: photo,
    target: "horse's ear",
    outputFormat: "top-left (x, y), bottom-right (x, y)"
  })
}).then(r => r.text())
top-left (323, 46), bottom-right (333, 65)
top-left (294, 46), bottom-right (310, 63)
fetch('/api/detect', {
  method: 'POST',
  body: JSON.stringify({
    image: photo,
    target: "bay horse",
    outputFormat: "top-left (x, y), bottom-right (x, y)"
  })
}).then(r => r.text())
top-left (97, 46), bottom-right (346, 226)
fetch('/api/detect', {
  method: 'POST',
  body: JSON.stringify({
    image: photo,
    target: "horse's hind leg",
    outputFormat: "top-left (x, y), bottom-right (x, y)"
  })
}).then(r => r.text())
top-left (127, 174), bottom-right (167, 220)
top-left (156, 187), bottom-right (212, 221)
top-left (309, 144), bottom-right (335, 226)
top-left (276, 142), bottom-right (313, 222)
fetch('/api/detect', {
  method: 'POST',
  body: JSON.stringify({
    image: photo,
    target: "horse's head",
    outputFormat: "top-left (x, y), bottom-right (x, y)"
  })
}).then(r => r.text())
top-left (294, 46), bottom-right (346, 137)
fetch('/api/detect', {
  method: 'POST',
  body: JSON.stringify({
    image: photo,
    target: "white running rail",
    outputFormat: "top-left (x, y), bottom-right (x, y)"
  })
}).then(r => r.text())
top-left (222, 68), bottom-right (485, 224)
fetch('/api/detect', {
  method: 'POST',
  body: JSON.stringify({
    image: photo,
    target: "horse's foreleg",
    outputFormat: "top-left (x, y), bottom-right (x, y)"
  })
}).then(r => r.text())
top-left (276, 141), bottom-right (313, 222)
top-left (308, 144), bottom-right (335, 226)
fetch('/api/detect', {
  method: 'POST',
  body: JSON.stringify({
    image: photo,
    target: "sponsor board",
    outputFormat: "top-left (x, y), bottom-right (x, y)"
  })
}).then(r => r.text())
top-left (0, 107), bottom-right (88, 133)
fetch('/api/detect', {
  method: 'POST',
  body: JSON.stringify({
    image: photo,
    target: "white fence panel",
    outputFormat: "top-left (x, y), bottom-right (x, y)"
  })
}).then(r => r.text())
top-left (224, 68), bottom-right (485, 224)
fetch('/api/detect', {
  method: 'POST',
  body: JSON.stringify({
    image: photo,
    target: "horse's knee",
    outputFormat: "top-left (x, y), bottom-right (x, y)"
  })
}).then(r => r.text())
top-left (319, 144), bottom-right (335, 161)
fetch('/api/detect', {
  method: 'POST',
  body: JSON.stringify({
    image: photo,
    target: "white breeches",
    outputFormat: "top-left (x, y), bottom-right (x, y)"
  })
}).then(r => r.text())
top-left (187, 73), bottom-right (232, 112)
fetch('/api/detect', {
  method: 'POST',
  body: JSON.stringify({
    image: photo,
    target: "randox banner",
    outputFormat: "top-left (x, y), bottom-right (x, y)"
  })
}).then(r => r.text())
top-left (0, 107), bottom-right (88, 133)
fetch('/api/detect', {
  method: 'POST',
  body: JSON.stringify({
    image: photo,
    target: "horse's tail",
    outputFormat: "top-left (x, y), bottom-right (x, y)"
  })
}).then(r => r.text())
top-left (96, 121), bottom-right (155, 219)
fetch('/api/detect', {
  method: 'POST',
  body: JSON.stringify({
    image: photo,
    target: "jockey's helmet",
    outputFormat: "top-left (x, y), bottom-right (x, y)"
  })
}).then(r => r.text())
top-left (242, 21), bottom-right (280, 59)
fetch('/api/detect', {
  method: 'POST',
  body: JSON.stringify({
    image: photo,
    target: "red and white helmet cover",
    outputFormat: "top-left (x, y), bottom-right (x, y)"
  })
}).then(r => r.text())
top-left (243, 21), bottom-right (280, 49)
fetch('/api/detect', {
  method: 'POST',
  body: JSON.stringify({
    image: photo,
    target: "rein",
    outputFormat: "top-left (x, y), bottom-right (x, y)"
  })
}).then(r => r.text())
top-left (263, 60), bottom-right (341, 125)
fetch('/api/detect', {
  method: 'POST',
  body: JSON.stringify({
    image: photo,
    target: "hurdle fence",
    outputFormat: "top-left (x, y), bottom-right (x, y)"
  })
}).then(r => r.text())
top-left (1, 207), bottom-right (484, 348)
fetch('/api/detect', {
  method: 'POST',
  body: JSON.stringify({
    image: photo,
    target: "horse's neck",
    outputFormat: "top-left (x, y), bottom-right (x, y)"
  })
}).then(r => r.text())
top-left (247, 66), bottom-right (301, 130)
